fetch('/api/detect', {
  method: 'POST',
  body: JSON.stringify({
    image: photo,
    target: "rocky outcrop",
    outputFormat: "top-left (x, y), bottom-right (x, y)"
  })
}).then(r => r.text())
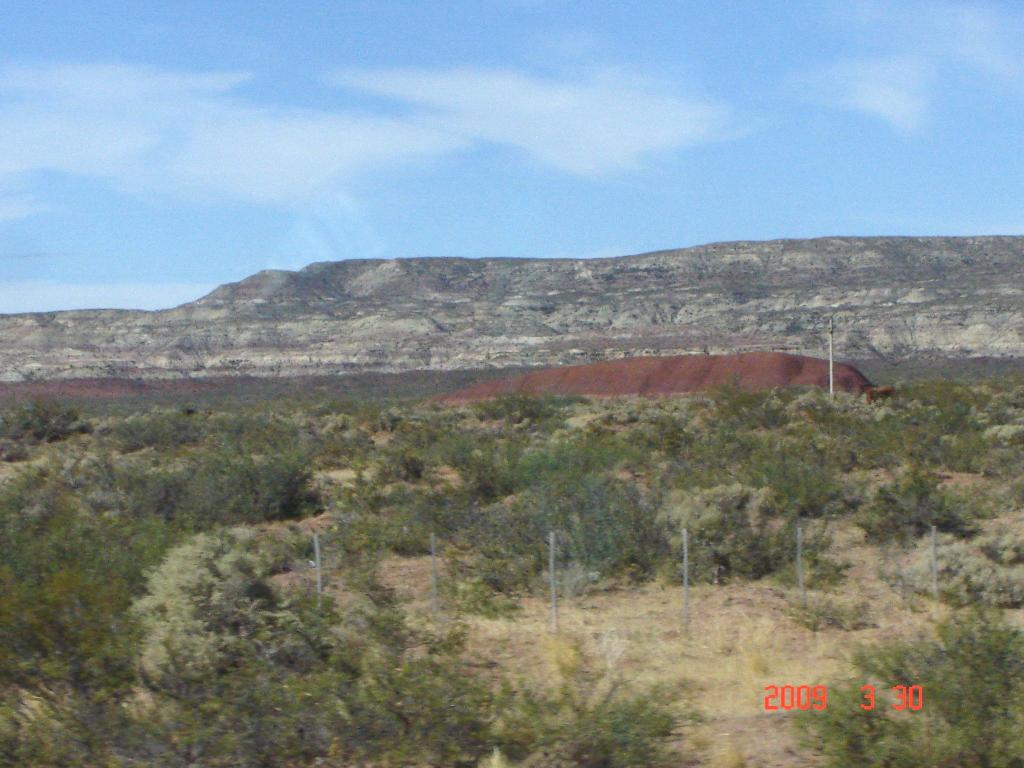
top-left (1, 236), bottom-right (1022, 382)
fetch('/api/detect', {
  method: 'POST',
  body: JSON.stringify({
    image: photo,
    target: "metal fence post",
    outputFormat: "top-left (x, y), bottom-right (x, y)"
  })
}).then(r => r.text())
top-left (549, 531), bottom-right (558, 633)
top-left (313, 533), bottom-right (323, 607)
top-left (682, 527), bottom-right (690, 634)
top-left (430, 532), bottom-right (439, 616)
top-left (796, 524), bottom-right (806, 607)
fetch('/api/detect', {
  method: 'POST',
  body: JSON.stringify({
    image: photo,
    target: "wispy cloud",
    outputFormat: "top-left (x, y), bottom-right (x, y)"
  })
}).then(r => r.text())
top-left (794, 55), bottom-right (932, 133)
top-left (798, 1), bottom-right (1024, 131)
top-left (0, 280), bottom-right (215, 313)
top-left (0, 63), bottom-right (463, 213)
top-left (334, 66), bottom-right (733, 175)
top-left (0, 62), bottom-right (736, 220)
top-left (0, 192), bottom-right (47, 222)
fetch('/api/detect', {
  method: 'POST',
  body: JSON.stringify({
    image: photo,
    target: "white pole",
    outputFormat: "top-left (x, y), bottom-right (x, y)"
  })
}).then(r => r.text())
top-left (430, 532), bottom-right (439, 616)
top-left (828, 316), bottom-right (834, 400)
top-left (549, 531), bottom-right (558, 633)
top-left (313, 533), bottom-right (323, 607)
top-left (796, 524), bottom-right (806, 607)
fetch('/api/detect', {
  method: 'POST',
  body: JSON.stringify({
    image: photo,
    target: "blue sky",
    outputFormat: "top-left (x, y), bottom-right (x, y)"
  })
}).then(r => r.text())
top-left (1, 1), bottom-right (1022, 312)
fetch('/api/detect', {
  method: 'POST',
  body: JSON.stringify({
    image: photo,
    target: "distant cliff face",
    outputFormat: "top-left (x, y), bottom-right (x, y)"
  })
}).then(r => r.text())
top-left (1, 236), bottom-right (1022, 382)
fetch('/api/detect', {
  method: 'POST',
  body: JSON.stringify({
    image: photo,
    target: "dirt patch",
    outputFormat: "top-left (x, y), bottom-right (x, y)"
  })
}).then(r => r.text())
top-left (435, 352), bottom-right (872, 403)
top-left (939, 471), bottom-right (987, 489)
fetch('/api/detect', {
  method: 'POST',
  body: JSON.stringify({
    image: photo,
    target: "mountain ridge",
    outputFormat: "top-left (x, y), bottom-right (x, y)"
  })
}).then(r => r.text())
top-left (2, 235), bottom-right (1022, 382)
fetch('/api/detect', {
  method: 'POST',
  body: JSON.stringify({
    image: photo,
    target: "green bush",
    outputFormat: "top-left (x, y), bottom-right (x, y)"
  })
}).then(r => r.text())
top-left (904, 534), bottom-right (1024, 608)
top-left (109, 408), bottom-right (204, 452)
top-left (855, 467), bottom-right (976, 544)
top-left (130, 528), bottom-right (496, 766)
top-left (171, 447), bottom-right (320, 527)
top-left (800, 611), bottom-right (1024, 767)
top-left (0, 399), bottom-right (90, 443)
top-left (495, 660), bottom-right (680, 768)
top-left (662, 484), bottom-right (837, 584)
top-left (739, 435), bottom-right (856, 520)
top-left (473, 394), bottom-right (575, 426)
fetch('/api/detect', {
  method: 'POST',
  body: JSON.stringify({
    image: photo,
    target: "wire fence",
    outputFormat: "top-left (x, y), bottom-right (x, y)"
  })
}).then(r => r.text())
top-left (294, 521), bottom-right (947, 634)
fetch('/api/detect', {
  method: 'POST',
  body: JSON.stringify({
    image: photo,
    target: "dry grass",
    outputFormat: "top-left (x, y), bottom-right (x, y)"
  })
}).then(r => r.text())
top-left (365, 521), bottom-right (949, 767)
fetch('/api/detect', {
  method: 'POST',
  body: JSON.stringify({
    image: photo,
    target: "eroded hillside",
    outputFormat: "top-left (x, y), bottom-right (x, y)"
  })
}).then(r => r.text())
top-left (2, 235), bottom-right (1023, 381)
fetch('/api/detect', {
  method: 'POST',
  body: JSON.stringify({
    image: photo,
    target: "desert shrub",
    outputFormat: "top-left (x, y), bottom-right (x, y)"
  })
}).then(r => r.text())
top-left (979, 522), bottom-right (1024, 565)
top-left (0, 439), bottom-right (29, 462)
top-left (739, 435), bottom-right (857, 520)
top-left (516, 432), bottom-right (639, 483)
top-left (438, 434), bottom-right (526, 503)
top-left (432, 471), bottom-right (667, 594)
top-left (705, 384), bottom-right (791, 431)
top-left (130, 528), bottom-right (497, 766)
top-left (904, 534), bottom-right (1024, 608)
top-left (0, 467), bottom-right (165, 767)
top-left (662, 484), bottom-right (837, 584)
top-left (341, 495), bottom-right (435, 556)
top-left (0, 399), bottom-right (90, 443)
top-left (174, 447), bottom-right (320, 527)
top-left (634, 412), bottom-right (694, 456)
top-left (525, 474), bottom-right (668, 581)
top-left (800, 611), bottom-right (1024, 766)
top-left (109, 444), bottom-right (320, 530)
top-left (495, 651), bottom-right (680, 768)
top-left (473, 394), bottom-right (576, 426)
top-left (855, 467), bottom-right (976, 544)
top-left (442, 550), bottom-right (523, 618)
top-left (559, 562), bottom-right (600, 598)
top-left (109, 407), bottom-right (204, 452)
top-left (0, 464), bottom-right (175, 592)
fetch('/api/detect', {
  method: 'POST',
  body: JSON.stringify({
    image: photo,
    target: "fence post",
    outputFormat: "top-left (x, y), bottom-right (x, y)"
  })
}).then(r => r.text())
top-left (430, 532), bottom-right (439, 617)
top-left (549, 531), bottom-right (558, 633)
top-left (313, 533), bottom-right (323, 607)
top-left (796, 524), bottom-right (806, 607)
top-left (930, 525), bottom-right (939, 599)
top-left (682, 527), bottom-right (690, 635)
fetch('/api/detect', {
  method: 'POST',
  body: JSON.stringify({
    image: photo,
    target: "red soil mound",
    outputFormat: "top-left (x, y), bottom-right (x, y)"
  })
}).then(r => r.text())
top-left (435, 352), bottom-right (872, 404)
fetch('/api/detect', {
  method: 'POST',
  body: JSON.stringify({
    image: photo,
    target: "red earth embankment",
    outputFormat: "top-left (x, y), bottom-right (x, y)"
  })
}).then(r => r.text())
top-left (434, 352), bottom-right (872, 404)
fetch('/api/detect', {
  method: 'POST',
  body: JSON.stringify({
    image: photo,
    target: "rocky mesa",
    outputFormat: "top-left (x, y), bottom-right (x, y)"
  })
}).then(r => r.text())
top-left (1, 235), bottom-right (1022, 382)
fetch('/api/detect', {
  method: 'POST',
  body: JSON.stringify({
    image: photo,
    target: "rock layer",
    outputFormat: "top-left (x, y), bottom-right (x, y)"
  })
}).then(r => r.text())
top-left (1, 236), bottom-right (1022, 382)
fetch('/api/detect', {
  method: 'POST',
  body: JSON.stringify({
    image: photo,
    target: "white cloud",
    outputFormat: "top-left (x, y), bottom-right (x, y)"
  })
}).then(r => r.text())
top-left (333, 67), bottom-right (733, 175)
top-left (169, 110), bottom-right (462, 204)
top-left (0, 63), bottom-right (463, 209)
top-left (795, 55), bottom-right (932, 133)
top-left (882, 2), bottom-right (1023, 82)
top-left (0, 192), bottom-right (47, 221)
top-left (0, 62), bottom-right (736, 216)
top-left (0, 280), bottom-right (216, 313)
top-left (802, 2), bottom-right (1024, 131)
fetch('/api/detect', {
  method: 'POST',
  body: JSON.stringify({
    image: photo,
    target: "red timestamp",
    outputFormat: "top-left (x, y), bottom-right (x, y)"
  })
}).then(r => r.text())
top-left (763, 684), bottom-right (924, 712)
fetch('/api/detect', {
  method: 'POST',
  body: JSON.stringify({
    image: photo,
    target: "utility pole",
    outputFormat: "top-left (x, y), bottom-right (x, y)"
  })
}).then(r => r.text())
top-left (828, 316), bottom-right (834, 400)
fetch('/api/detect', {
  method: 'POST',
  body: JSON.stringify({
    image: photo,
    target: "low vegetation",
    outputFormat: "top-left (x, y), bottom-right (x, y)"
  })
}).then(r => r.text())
top-left (1, 374), bottom-right (1023, 765)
